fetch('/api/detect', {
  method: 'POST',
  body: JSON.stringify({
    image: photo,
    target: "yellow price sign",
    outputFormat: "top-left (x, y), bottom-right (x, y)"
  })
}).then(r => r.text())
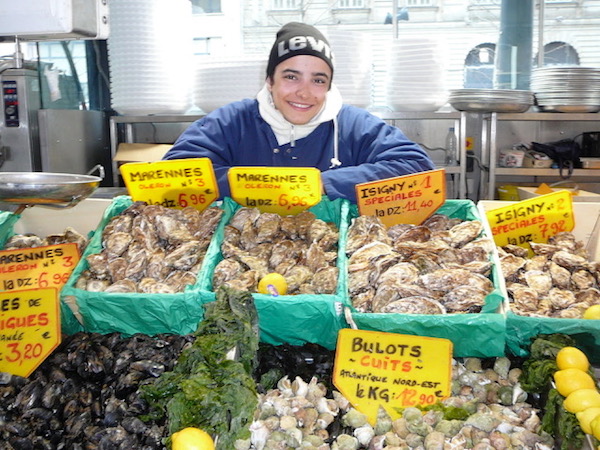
top-left (0, 288), bottom-right (61, 377)
top-left (355, 169), bottom-right (446, 227)
top-left (486, 190), bottom-right (574, 255)
top-left (228, 167), bottom-right (322, 215)
top-left (333, 329), bottom-right (452, 424)
top-left (119, 158), bottom-right (218, 211)
top-left (0, 243), bottom-right (80, 292)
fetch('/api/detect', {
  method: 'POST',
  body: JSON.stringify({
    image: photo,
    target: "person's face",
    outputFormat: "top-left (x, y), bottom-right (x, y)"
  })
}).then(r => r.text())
top-left (267, 55), bottom-right (332, 125)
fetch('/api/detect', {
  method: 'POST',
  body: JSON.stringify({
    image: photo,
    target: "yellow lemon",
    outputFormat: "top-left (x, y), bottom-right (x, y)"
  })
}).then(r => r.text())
top-left (257, 272), bottom-right (288, 296)
top-left (563, 388), bottom-right (600, 414)
top-left (556, 346), bottom-right (590, 372)
top-left (171, 427), bottom-right (215, 450)
top-left (591, 414), bottom-right (600, 440)
top-left (584, 305), bottom-right (600, 320)
top-left (554, 368), bottom-right (597, 397)
top-left (576, 407), bottom-right (600, 434)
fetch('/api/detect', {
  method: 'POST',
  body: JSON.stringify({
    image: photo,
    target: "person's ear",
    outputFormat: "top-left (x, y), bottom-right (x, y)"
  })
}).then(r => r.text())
top-left (266, 76), bottom-right (273, 91)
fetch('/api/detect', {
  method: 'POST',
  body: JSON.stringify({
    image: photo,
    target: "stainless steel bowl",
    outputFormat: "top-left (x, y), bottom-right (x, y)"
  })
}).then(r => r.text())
top-left (0, 172), bottom-right (102, 206)
top-left (449, 100), bottom-right (532, 113)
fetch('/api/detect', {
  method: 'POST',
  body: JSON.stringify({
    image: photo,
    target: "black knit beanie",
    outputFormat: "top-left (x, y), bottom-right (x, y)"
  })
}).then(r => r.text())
top-left (266, 22), bottom-right (334, 79)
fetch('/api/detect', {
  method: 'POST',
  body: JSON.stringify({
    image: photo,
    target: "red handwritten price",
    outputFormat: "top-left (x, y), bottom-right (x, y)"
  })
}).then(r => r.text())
top-left (278, 193), bottom-right (309, 209)
top-left (395, 389), bottom-right (437, 407)
top-left (4, 341), bottom-right (44, 366)
top-left (539, 220), bottom-right (568, 240)
top-left (178, 193), bottom-right (207, 208)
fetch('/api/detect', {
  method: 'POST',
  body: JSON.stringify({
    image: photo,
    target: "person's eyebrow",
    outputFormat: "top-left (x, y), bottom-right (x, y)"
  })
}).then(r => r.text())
top-left (282, 68), bottom-right (330, 80)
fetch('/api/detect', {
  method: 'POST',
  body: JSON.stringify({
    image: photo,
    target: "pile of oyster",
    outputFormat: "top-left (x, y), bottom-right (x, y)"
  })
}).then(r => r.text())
top-left (0, 331), bottom-right (193, 449)
top-left (212, 208), bottom-right (340, 295)
top-left (4, 226), bottom-right (89, 255)
top-left (76, 201), bottom-right (224, 294)
top-left (346, 214), bottom-right (495, 314)
top-left (499, 231), bottom-right (600, 318)
top-left (237, 357), bottom-right (553, 449)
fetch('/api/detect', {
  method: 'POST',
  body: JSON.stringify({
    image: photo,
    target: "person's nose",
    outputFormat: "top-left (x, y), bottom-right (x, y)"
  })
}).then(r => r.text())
top-left (296, 81), bottom-right (310, 98)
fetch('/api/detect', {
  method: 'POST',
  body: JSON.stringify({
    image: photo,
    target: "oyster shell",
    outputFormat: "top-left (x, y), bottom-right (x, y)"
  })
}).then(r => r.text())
top-left (447, 220), bottom-right (483, 247)
top-left (380, 296), bottom-right (446, 314)
top-left (443, 286), bottom-right (488, 313)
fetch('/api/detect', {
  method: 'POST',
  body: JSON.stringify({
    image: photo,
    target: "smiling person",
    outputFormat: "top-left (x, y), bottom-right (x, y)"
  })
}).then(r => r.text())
top-left (163, 22), bottom-right (434, 202)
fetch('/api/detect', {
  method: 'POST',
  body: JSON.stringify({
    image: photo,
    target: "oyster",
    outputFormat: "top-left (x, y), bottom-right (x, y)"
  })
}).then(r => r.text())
top-left (380, 296), bottom-right (446, 314)
top-left (447, 220), bottom-right (483, 247)
top-left (443, 286), bottom-right (488, 313)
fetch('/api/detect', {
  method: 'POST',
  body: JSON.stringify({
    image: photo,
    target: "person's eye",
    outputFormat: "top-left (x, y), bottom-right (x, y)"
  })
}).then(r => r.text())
top-left (314, 78), bottom-right (327, 85)
top-left (284, 74), bottom-right (297, 80)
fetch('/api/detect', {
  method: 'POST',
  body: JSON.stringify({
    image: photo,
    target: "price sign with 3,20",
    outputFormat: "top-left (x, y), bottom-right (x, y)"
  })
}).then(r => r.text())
top-left (0, 243), bottom-right (80, 292)
top-left (0, 288), bottom-right (61, 377)
top-left (119, 158), bottom-right (219, 212)
top-left (333, 329), bottom-right (452, 425)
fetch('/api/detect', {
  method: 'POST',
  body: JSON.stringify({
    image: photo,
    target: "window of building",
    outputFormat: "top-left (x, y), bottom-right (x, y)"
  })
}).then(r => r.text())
top-left (533, 41), bottom-right (580, 67)
top-left (191, 0), bottom-right (221, 14)
top-left (339, 0), bottom-right (365, 7)
top-left (407, 0), bottom-right (433, 5)
top-left (272, 0), bottom-right (299, 9)
top-left (464, 43), bottom-right (496, 88)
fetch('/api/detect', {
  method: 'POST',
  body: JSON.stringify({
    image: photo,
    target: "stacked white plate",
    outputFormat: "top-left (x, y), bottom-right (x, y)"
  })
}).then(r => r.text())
top-left (385, 37), bottom-right (448, 112)
top-left (531, 66), bottom-right (600, 113)
top-left (108, 0), bottom-right (193, 115)
top-left (193, 56), bottom-right (266, 113)
top-left (325, 29), bottom-right (372, 108)
top-left (448, 89), bottom-right (534, 113)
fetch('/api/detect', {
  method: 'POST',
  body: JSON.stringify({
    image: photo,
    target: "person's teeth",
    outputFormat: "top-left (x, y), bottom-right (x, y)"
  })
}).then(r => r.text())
top-left (290, 102), bottom-right (310, 109)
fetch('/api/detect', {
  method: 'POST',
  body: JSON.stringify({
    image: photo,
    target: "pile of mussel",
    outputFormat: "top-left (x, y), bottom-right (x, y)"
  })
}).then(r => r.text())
top-left (0, 332), bottom-right (193, 449)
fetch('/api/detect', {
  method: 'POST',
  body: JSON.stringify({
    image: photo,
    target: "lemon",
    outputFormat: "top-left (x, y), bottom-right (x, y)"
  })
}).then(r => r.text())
top-left (171, 427), bottom-right (215, 450)
top-left (591, 414), bottom-right (600, 440)
top-left (576, 407), bottom-right (600, 434)
top-left (554, 368), bottom-right (597, 397)
top-left (563, 388), bottom-right (600, 413)
top-left (584, 305), bottom-right (600, 320)
top-left (556, 346), bottom-right (590, 372)
top-left (257, 272), bottom-right (288, 296)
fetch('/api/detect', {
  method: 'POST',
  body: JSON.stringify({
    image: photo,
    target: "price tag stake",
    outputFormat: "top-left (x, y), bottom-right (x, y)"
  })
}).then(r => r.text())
top-left (0, 243), bottom-right (80, 292)
top-left (333, 329), bottom-right (452, 424)
top-left (0, 288), bottom-right (61, 378)
top-left (228, 167), bottom-right (322, 215)
top-left (119, 158), bottom-right (219, 212)
top-left (355, 169), bottom-right (446, 227)
top-left (486, 190), bottom-right (574, 255)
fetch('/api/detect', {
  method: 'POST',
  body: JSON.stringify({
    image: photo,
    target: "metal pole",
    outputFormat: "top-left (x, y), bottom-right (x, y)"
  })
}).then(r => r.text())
top-left (538, 0), bottom-right (545, 67)
top-left (393, 0), bottom-right (398, 39)
top-left (495, 0), bottom-right (534, 90)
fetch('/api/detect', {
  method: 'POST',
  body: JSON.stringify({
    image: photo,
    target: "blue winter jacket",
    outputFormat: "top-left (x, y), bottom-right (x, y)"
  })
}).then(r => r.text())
top-left (163, 99), bottom-right (434, 203)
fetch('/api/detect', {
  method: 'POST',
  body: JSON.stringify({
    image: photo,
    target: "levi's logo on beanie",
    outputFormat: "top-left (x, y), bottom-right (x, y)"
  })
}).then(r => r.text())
top-left (266, 22), bottom-right (334, 79)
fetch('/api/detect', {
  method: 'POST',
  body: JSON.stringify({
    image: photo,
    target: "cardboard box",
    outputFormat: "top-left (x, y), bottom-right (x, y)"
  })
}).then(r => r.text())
top-left (113, 143), bottom-right (173, 162)
top-left (517, 186), bottom-right (600, 202)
